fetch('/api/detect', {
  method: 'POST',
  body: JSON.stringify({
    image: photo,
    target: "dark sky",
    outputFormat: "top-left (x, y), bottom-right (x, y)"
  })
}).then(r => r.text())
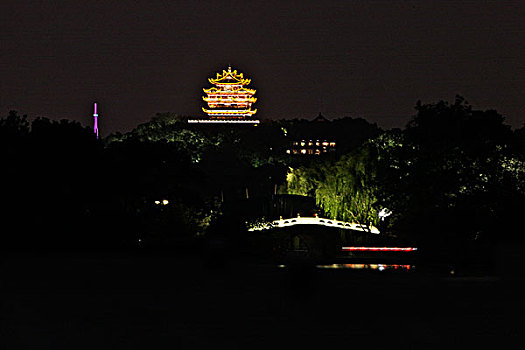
top-left (2, 0), bottom-right (525, 134)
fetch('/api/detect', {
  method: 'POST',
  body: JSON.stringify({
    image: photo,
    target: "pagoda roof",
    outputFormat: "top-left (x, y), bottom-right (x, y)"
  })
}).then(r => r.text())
top-left (202, 107), bottom-right (257, 115)
top-left (203, 96), bottom-right (257, 103)
top-left (203, 86), bottom-right (256, 94)
top-left (208, 66), bottom-right (251, 85)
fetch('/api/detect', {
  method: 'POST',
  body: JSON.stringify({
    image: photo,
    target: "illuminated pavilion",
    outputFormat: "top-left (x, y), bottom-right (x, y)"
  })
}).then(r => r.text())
top-left (188, 66), bottom-right (259, 124)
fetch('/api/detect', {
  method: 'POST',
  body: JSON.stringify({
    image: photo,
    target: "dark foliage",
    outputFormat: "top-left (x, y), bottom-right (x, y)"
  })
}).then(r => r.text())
top-left (2, 101), bottom-right (522, 268)
top-left (375, 97), bottom-right (524, 266)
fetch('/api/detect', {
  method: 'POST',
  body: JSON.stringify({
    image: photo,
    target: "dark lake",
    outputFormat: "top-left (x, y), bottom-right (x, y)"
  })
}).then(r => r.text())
top-left (1, 252), bottom-right (521, 348)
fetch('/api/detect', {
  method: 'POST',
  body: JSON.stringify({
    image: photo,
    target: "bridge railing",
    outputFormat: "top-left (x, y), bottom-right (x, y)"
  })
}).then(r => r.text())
top-left (247, 216), bottom-right (380, 234)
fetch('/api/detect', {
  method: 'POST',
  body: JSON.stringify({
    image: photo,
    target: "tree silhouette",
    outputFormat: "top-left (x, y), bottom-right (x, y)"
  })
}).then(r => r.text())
top-left (376, 96), bottom-right (519, 265)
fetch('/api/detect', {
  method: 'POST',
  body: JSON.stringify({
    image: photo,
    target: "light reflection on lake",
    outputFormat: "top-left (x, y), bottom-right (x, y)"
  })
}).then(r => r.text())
top-left (318, 263), bottom-right (414, 271)
top-left (277, 264), bottom-right (415, 271)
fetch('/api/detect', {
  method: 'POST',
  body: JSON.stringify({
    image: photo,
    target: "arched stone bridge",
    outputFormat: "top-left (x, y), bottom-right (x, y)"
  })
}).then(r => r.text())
top-left (248, 216), bottom-right (380, 234)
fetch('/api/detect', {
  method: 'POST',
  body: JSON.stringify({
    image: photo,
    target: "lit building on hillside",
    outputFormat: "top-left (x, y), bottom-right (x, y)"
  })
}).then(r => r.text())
top-left (283, 113), bottom-right (338, 155)
top-left (286, 139), bottom-right (336, 155)
top-left (188, 66), bottom-right (259, 124)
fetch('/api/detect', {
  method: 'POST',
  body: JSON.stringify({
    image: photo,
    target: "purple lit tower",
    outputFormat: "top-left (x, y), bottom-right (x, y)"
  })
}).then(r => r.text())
top-left (93, 102), bottom-right (99, 139)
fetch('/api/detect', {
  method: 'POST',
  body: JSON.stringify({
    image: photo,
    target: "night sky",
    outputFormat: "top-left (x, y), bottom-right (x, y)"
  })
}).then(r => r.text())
top-left (2, 0), bottom-right (525, 134)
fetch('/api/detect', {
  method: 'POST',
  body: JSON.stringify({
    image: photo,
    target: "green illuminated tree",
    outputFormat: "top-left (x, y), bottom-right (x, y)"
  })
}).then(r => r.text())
top-left (315, 145), bottom-right (380, 228)
top-left (284, 145), bottom-right (382, 229)
top-left (285, 165), bottom-right (324, 197)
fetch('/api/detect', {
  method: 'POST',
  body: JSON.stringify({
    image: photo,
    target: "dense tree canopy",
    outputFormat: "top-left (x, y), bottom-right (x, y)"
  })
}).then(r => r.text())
top-left (283, 96), bottom-right (525, 264)
top-left (3, 101), bottom-right (523, 262)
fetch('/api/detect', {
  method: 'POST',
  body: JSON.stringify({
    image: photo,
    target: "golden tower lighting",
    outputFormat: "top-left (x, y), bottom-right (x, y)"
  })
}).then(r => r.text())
top-left (189, 66), bottom-right (259, 124)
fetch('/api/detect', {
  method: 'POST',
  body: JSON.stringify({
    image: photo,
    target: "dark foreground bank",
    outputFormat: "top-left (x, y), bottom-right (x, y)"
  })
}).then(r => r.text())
top-left (1, 251), bottom-right (523, 349)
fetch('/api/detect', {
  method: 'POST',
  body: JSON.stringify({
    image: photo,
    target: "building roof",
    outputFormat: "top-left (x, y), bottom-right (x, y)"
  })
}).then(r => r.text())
top-left (208, 66), bottom-right (251, 85)
top-left (203, 86), bottom-right (256, 95)
top-left (202, 107), bottom-right (257, 116)
top-left (313, 113), bottom-right (329, 122)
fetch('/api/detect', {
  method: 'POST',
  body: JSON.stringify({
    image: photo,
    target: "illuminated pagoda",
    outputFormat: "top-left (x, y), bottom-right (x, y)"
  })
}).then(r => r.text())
top-left (188, 66), bottom-right (259, 124)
